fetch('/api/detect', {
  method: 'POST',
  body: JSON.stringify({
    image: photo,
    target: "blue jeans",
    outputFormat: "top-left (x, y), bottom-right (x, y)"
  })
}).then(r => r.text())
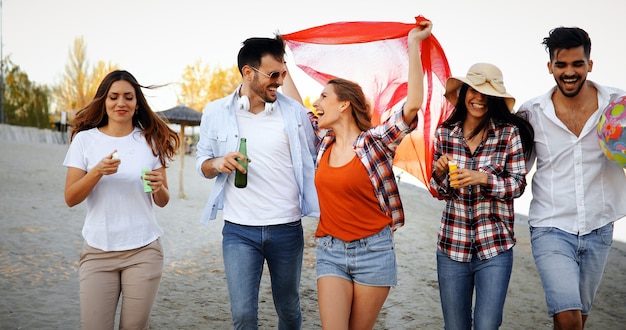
top-left (530, 223), bottom-right (613, 316)
top-left (437, 248), bottom-right (513, 330)
top-left (222, 220), bottom-right (304, 330)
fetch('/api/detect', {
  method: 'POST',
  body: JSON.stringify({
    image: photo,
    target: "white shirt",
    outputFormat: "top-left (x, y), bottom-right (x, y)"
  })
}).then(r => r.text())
top-left (63, 127), bottom-right (163, 251)
top-left (195, 90), bottom-right (319, 224)
top-left (222, 104), bottom-right (301, 225)
top-left (517, 81), bottom-right (626, 235)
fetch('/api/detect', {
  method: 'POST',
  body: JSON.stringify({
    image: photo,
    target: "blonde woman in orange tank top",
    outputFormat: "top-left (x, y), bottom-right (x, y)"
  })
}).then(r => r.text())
top-left (283, 21), bottom-right (432, 330)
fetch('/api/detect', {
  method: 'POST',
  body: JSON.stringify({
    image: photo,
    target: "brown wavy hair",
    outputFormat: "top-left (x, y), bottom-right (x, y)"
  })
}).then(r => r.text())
top-left (326, 78), bottom-right (372, 131)
top-left (69, 70), bottom-right (180, 167)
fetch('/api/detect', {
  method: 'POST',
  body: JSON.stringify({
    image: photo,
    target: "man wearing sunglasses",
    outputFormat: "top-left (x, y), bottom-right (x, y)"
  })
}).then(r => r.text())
top-left (196, 35), bottom-right (319, 330)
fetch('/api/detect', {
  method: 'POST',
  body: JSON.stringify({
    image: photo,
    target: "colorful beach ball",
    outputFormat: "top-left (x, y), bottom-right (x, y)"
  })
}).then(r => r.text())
top-left (597, 95), bottom-right (626, 168)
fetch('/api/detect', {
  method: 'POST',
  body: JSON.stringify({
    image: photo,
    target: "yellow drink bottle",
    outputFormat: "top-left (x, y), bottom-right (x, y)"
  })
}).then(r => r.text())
top-left (448, 160), bottom-right (458, 187)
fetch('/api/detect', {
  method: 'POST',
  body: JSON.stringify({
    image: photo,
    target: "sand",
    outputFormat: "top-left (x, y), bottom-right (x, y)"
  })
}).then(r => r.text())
top-left (1, 138), bottom-right (624, 329)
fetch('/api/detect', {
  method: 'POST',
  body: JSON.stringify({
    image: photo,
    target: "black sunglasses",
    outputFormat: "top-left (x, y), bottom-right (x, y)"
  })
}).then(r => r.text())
top-left (250, 66), bottom-right (286, 80)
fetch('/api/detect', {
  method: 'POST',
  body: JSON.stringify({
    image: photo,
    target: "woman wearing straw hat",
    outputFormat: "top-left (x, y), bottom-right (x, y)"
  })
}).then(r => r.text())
top-left (429, 63), bottom-right (534, 329)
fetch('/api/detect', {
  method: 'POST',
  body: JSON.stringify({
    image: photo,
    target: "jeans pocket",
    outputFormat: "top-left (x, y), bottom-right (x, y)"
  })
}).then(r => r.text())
top-left (598, 223), bottom-right (614, 246)
top-left (530, 226), bottom-right (553, 243)
top-left (317, 235), bottom-right (332, 251)
top-left (366, 235), bottom-right (394, 252)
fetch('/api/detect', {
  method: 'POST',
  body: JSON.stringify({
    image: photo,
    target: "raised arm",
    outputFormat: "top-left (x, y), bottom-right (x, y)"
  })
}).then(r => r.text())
top-left (403, 20), bottom-right (433, 124)
top-left (281, 64), bottom-right (304, 105)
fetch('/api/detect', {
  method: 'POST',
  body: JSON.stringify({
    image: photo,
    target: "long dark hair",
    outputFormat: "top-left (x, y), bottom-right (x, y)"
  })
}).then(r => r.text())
top-left (70, 70), bottom-right (180, 167)
top-left (442, 84), bottom-right (534, 159)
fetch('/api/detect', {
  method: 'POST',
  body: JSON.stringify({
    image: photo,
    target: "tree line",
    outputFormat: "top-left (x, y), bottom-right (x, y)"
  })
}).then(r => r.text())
top-left (1, 36), bottom-right (241, 129)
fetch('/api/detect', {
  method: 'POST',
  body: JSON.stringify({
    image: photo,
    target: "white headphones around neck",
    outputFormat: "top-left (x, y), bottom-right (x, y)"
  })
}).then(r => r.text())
top-left (238, 95), bottom-right (274, 114)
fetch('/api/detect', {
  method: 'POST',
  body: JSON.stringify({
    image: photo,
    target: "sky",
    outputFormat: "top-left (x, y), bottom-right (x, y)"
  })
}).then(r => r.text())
top-left (4, 0), bottom-right (626, 112)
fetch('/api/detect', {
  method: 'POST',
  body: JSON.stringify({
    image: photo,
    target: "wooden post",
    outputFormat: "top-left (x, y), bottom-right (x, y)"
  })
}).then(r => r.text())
top-left (178, 124), bottom-right (186, 199)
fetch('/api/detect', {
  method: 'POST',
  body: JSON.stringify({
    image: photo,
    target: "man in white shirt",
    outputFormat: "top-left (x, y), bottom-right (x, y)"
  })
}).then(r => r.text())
top-left (518, 27), bottom-right (626, 329)
top-left (196, 35), bottom-right (319, 330)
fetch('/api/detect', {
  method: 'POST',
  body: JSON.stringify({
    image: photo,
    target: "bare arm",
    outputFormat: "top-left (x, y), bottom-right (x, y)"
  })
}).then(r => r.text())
top-left (403, 20), bottom-right (433, 124)
top-left (65, 167), bottom-right (101, 207)
top-left (281, 65), bottom-right (304, 105)
top-left (200, 152), bottom-right (247, 179)
top-left (64, 151), bottom-right (120, 207)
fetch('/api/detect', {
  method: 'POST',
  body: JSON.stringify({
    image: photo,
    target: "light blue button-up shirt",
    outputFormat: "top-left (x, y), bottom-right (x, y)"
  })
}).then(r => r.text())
top-left (195, 90), bottom-right (319, 225)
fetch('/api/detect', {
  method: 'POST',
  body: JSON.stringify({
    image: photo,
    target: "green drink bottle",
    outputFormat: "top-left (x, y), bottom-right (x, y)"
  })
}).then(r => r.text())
top-left (234, 137), bottom-right (248, 188)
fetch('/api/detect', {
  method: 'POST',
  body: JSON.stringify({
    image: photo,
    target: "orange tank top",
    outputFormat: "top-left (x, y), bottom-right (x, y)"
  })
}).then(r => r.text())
top-left (314, 145), bottom-right (391, 241)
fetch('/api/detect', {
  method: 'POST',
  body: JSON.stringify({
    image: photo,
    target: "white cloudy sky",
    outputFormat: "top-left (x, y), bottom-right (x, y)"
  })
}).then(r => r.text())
top-left (4, 0), bottom-right (626, 111)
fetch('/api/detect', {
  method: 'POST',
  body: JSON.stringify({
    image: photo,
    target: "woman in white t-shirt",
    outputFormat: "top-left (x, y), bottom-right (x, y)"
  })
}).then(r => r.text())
top-left (63, 70), bottom-right (180, 329)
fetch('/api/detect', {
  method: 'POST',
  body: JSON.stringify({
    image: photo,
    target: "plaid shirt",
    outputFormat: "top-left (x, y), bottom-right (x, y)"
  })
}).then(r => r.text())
top-left (430, 120), bottom-right (527, 262)
top-left (310, 107), bottom-right (417, 230)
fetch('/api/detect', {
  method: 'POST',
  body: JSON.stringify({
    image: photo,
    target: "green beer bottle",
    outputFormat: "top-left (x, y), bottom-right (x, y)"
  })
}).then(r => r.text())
top-left (234, 137), bottom-right (248, 188)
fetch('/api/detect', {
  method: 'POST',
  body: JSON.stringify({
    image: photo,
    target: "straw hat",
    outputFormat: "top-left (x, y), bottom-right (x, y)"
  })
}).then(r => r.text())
top-left (444, 63), bottom-right (515, 111)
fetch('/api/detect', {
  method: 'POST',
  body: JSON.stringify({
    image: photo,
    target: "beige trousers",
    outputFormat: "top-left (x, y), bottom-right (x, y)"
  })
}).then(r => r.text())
top-left (79, 238), bottom-right (163, 330)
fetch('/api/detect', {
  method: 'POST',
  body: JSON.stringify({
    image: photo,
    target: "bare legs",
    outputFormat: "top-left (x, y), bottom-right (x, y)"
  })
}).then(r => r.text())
top-left (317, 276), bottom-right (390, 330)
top-left (554, 310), bottom-right (588, 330)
